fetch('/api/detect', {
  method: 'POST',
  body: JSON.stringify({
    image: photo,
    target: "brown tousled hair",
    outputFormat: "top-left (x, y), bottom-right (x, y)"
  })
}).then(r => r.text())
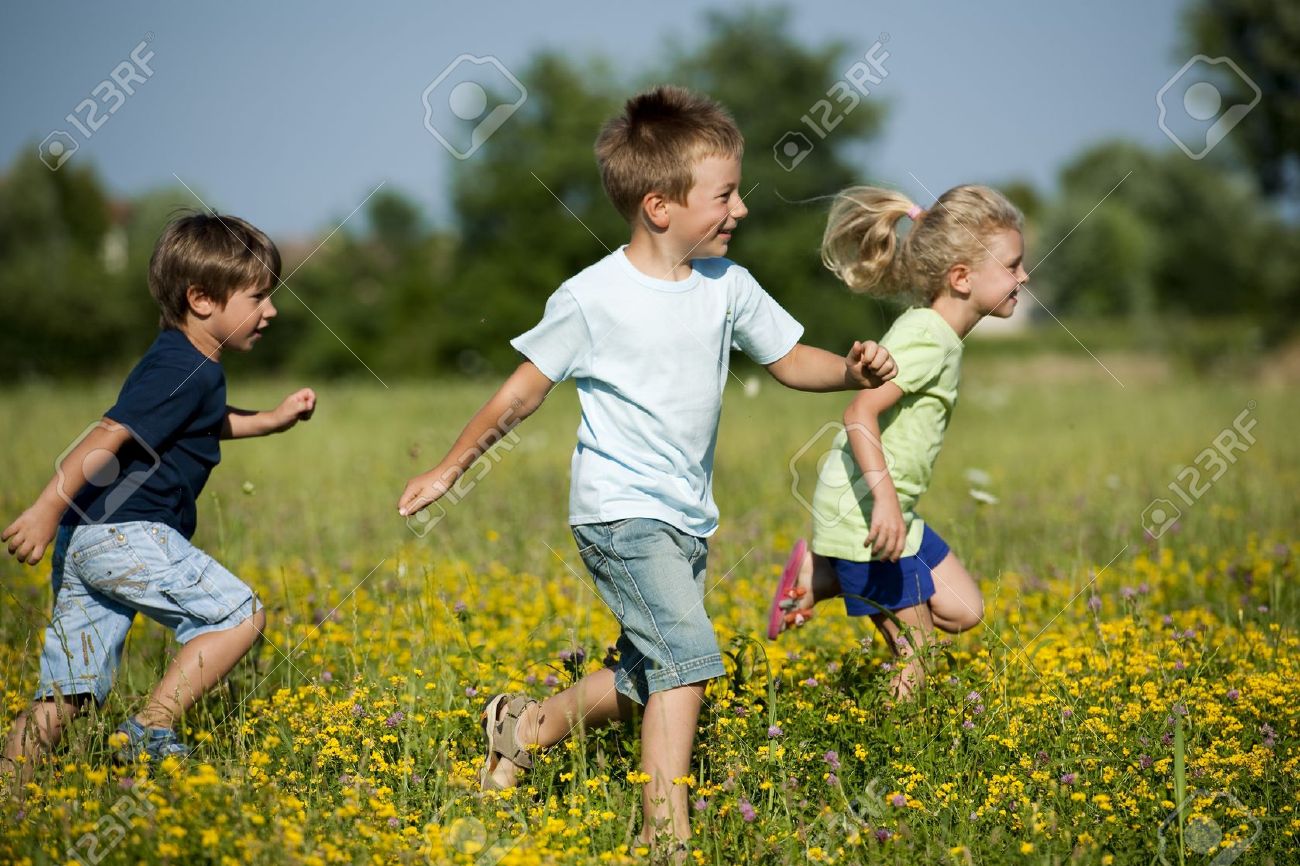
top-left (595, 85), bottom-right (745, 223)
top-left (148, 211), bottom-right (280, 328)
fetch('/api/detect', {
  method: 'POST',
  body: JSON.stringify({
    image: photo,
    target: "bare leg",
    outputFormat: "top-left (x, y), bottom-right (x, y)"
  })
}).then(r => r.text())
top-left (924, 553), bottom-right (983, 635)
top-left (869, 604), bottom-right (936, 700)
top-left (637, 683), bottom-right (705, 852)
top-left (3, 695), bottom-right (92, 786)
top-left (486, 666), bottom-right (638, 789)
top-left (135, 607), bottom-right (266, 729)
top-left (526, 666), bottom-right (638, 747)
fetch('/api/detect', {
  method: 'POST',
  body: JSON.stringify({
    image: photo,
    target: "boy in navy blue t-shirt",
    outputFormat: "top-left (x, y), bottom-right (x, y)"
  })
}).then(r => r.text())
top-left (2, 213), bottom-right (315, 779)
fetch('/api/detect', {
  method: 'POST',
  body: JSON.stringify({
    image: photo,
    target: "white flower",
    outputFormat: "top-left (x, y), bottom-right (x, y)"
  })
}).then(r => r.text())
top-left (968, 488), bottom-right (999, 505)
top-left (743, 375), bottom-right (761, 398)
top-left (964, 468), bottom-right (992, 487)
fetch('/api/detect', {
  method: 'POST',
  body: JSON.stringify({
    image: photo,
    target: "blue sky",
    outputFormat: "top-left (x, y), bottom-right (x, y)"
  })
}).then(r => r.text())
top-left (1, 1), bottom-right (1190, 237)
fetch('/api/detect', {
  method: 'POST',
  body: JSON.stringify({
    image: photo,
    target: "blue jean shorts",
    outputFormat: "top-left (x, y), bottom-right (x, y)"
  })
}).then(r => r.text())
top-left (830, 524), bottom-right (951, 616)
top-left (571, 518), bottom-right (726, 705)
top-left (36, 521), bottom-right (261, 704)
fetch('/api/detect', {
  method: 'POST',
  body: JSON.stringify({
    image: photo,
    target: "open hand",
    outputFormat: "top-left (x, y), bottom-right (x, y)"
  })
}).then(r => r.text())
top-left (846, 341), bottom-right (897, 389)
top-left (397, 468), bottom-right (455, 518)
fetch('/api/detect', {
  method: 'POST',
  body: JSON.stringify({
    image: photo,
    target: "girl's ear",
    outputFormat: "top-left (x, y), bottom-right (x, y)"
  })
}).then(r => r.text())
top-left (640, 191), bottom-right (671, 231)
top-left (186, 284), bottom-right (216, 318)
top-left (947, 264), bottom-right (972, 298)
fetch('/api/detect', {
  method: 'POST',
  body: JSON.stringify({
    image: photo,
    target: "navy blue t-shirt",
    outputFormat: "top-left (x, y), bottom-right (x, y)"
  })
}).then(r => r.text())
top-left (61, 329), bottom-right (225, 538)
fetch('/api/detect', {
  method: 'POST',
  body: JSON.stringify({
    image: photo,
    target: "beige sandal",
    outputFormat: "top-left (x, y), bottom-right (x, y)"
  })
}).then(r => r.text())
top-left (479, 693), bottom-right (538, 791)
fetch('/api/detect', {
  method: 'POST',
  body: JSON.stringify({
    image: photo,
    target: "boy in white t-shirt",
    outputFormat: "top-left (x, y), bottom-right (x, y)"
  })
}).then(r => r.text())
top-left (397, 85), bottom-right (897, 853)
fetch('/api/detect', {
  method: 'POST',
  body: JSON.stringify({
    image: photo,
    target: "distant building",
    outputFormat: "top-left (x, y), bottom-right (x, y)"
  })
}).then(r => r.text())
top-left (101, 200), bottom-right (132, 275)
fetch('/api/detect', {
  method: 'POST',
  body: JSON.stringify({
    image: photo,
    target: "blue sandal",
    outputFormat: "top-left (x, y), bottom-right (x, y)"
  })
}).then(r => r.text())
top-left (114, 717), bottom-right (193, 763)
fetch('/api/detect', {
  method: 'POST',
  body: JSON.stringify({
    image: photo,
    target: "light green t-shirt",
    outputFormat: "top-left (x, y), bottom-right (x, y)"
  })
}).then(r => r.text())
top-left (810, 306), bottom-right (962, 561)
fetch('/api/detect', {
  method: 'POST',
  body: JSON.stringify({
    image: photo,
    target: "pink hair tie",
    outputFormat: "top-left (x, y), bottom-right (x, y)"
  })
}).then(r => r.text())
top-left (907, 204), bottom-right (924, 220)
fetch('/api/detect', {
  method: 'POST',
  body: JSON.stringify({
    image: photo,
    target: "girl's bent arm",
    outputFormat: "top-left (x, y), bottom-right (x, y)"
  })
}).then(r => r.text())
top-left (843, 383), bottom-right (910, 561)
top-left (397, 362), bottom-right (555, 517)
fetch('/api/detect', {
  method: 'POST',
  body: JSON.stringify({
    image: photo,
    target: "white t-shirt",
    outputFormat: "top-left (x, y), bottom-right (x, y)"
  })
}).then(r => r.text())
top-left (511, 246), bottom-right (803, 537)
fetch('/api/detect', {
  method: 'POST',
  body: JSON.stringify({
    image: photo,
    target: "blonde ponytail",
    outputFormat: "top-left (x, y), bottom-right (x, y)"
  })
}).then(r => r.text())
top-left (820, 186), bottom-right (917, 298)
top-left (821, 183), bottom-right (1023, 304)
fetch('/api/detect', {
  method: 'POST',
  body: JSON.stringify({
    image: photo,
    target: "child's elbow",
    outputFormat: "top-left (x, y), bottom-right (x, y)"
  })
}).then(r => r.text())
top-left (842, 405), bottom-right (875, 429)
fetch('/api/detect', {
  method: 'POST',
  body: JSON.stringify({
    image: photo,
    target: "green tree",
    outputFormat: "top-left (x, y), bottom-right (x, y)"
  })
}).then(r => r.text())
top-left (1184, 0), bottom-right (1300, 202)
top-left (1038, 140), bottom-right (1298, 343)
top-left (0, 150), bottom-right (151, 377)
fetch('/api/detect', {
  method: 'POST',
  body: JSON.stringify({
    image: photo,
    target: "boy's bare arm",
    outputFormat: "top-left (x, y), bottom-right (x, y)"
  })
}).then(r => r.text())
top-left (222, 388), bottom-right (316, 439)
top-left (397, 362), bottom-right (555, 517)
top-left (765, 341), bottom-right (897, 392)
top-left (2, 420), bottom-right (135, 565)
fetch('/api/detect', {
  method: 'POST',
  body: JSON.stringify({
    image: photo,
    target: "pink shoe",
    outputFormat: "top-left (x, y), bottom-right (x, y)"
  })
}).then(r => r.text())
top-left (767, 539), bottom-right (808, 640)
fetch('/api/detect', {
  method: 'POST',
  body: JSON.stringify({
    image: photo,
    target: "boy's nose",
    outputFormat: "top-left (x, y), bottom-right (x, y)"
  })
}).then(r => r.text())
top-left (731, 196), bottom-right (749, 220)
top-left (263, 298), bottom-right (278, 318)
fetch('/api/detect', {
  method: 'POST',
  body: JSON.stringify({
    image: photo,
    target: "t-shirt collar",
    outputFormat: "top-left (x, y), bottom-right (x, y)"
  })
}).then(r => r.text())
top-left (614, 245), bottom-right (703, 293)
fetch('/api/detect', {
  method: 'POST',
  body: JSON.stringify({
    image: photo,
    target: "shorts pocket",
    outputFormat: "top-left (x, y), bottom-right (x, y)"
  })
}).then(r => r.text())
top-left (574, 542), bottom-right (626, 620)
top-left (71, 529), bottom-right (148, 589)
top-left (160, 561), bottom-right (243, 624)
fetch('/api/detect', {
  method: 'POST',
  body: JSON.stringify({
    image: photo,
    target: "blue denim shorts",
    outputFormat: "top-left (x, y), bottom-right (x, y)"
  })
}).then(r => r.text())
top-left (36, 521), bottom-right (261, 704)
top-left (830, 524), bottom-right (951, 616)
top-left (571, 518), bottom-right (726, 704)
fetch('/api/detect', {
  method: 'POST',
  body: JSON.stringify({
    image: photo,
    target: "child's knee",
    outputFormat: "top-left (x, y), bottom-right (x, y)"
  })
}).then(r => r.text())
top-left (31, 696), bottom-right (90, 737)
top-left (958, 596), bottom-right (984, 630)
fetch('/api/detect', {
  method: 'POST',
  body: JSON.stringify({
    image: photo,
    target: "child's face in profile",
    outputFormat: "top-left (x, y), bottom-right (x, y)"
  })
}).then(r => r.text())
top-left (667, 154), bottom-right (748, 260)
top-left (967, 229), bottom-right (1027, 319)
top-left (208, 282), bottom-right (278, 351)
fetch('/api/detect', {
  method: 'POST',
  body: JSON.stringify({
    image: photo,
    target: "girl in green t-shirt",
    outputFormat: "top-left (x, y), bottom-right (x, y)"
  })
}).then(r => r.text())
top-left (767, 183), bottom-right (1028, 701)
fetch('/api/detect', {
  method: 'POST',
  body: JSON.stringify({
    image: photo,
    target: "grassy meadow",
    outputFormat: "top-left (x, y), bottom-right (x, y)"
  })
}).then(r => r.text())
top-left (0, 347), bottom-right (1297, 865)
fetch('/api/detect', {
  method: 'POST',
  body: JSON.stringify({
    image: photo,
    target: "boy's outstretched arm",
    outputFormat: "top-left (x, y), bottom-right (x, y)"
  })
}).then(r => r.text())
top-left (765, 340), bottom-right (897, 392)
top-left (397, 361), bottom-right (554, 517)
top-left (222, 388), bottom-right (316, 439)
top-left (2, 420), bottom-right (135, 565)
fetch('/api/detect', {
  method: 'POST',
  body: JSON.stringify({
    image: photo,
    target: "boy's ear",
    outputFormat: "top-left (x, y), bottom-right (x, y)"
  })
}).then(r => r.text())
top-left (640, 191), bottom-right (672, 231)
top-left (186, 284), bottom-right (217, 318)
top-left (946, 264), bottom-right (972, 298)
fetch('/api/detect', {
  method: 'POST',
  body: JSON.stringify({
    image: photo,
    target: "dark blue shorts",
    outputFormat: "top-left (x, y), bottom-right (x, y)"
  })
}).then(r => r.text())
top-left (829, 524), bottom-right (950, 616)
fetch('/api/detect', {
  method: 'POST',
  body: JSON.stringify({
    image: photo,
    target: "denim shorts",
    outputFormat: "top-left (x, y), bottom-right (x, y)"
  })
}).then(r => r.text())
top-left (830, 523), bottom-right (951, 616)
top-left (571, 518), bottom-right (726, 704)
top-left (35, 521), bottom-right (261, 705)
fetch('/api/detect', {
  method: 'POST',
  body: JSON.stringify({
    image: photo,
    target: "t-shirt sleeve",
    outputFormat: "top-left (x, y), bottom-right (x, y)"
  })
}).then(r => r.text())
top-left (104, 360), bottom-right (213, 450)
top-left (730, 268), bottom-right (804, 365)
top-left (882, 325), bottom-right (948, 395)
top-left (509, 287), bottom-right (592, 383)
